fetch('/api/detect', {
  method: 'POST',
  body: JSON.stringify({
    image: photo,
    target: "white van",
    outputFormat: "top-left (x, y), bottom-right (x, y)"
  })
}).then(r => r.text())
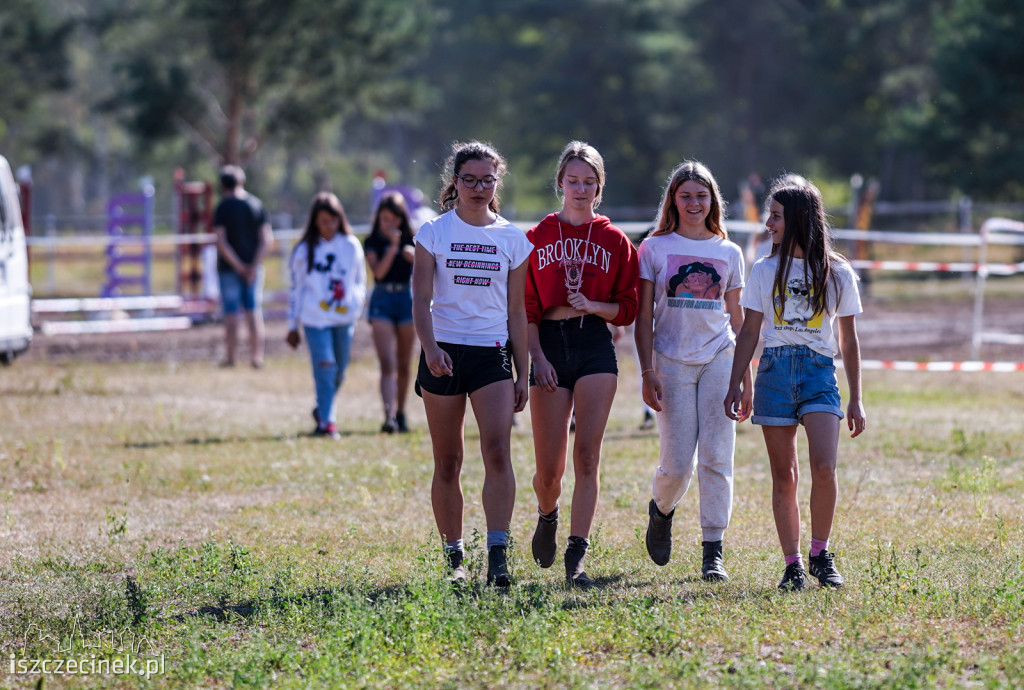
top-left (0, 154), bottom-right (32, 363)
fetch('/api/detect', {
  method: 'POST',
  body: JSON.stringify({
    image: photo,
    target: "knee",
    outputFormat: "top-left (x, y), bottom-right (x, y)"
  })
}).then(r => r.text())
top-left (656, 462), bottom-right (694, 483)
top-left (434, 454), bottom-right (463, 484)
top-left (772, 467), bottom-right (800, 492)
top-left (378, 357), bottom-right (398, 377)
top-left (809, 459), bottom-right (837, 483)
top-left (573, 446), bottom-right (602, 478)
top-left (534, 466), bottom-right (562, 489)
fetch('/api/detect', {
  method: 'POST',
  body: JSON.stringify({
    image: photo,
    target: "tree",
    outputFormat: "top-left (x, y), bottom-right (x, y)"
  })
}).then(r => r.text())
top-left (927, 0), bottom-right (1024, 199)
top-left (0, 0), bottom-right (72, 154)
top-left (100, 0), bottom-right (433, 166)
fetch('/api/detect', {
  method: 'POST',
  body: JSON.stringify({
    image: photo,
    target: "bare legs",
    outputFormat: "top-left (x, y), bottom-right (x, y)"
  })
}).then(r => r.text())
top-left (423, 380), bottom-right (517, 543)
top-left (762, 412), bottom-right (840, 555)
top-left (223, 310), bottom-right (264, 367)
top-left (531, 373), bottom-right (617, 538)
top-left (371, 319), bottom-right (416, 421)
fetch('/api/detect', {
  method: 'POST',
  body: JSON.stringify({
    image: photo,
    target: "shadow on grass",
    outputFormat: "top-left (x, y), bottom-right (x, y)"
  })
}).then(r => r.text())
top-left (123, 429), bottom-right (381, 449)
top-left (173, 571), bottom-right (771, 625)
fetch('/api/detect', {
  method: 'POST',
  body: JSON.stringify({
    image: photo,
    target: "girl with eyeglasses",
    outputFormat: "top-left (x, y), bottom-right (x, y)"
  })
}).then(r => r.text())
top-left (725, 177), bottom-right (866, 591)
top-left (525, 141), bottom-right (639, 588)
top-left (412, 141), bottom-right (533, 587)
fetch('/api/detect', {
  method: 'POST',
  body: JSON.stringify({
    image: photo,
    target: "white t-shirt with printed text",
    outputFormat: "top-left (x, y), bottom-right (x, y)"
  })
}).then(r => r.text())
top-left (415, 209), bottom-right (533, 347)
top-left (639, 232), bottom-right (745, 365)
top-left (741, 254), bottom-right (862, 357)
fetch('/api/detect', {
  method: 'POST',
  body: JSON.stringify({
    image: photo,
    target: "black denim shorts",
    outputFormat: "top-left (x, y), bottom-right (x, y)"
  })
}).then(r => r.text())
top-left (529, 314), bottom-right (617, 390)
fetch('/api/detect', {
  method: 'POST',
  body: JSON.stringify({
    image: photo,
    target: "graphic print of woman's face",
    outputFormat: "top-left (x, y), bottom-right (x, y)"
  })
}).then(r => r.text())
top-left (682, 269), bottom-right (712, 292)
top-left (669, 262), bottom-right (721, 298)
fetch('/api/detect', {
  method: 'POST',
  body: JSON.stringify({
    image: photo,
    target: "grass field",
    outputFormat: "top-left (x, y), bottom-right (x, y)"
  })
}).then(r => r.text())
top-left (2, 345), bottom-right (1023, 688)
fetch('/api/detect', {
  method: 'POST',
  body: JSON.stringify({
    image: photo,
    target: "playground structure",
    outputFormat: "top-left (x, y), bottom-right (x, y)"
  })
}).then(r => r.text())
top-left (174, 168), bottom-right (216, 309)
top-left (101, 182), bottom-right (154, 298)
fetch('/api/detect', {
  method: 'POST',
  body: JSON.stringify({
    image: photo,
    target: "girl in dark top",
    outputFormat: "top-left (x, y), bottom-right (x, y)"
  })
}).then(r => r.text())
top-left (364, 192), bottom-right (417, 433)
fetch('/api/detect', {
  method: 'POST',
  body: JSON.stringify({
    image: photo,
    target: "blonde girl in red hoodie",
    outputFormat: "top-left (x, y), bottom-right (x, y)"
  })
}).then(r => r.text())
top-left (525, 141), bottom-right (639, 587)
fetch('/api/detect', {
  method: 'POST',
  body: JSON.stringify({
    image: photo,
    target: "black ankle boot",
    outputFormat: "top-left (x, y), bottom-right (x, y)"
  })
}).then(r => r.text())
top-left (701, 540), bottom-right (729, 582)
top-left (446, 549), bottom-right (466, 584)
top-left (486, 546), bottom-right (511, 588)
top-left (531, 508), bottom-right (558, 568)
top-left (565, 536), bottom-right (594, 588)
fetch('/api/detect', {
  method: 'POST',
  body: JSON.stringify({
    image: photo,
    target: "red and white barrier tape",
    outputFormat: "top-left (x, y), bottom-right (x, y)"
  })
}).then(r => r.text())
top-left (856, 359), bottom-right (1024, 372)
top-left (851, 259), bottom-right (1023, 275)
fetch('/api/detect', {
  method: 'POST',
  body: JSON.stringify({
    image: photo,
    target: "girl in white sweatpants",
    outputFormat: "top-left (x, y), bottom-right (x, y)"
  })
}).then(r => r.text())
top-left (634, 160), bottom-right (752, 581)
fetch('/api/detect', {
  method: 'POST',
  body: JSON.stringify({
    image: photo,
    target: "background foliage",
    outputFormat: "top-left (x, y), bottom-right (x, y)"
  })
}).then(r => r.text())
top-left (1, 0), bottom-right (1021, 221)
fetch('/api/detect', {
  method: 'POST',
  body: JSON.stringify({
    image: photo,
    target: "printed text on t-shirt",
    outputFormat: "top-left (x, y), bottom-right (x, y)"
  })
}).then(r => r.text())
top-left (447, 259), bottom-right (500, 271)
top-left (535, 239), bottom-right (611, 273)
top-left (451, 243), bottom-right (498, 254)
top-left (454, 276), bottom-right (492, 287)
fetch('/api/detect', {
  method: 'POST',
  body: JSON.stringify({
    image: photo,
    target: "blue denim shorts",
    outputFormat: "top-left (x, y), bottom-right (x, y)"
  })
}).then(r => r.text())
top-left (218, 269), bottom-right (264, 314)
top-left (367, 283), bottom-right (413, 325)
top-left (752, 344), bottom-right (843, 426)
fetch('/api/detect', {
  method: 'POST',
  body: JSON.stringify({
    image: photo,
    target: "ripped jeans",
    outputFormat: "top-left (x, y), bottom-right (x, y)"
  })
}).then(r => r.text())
top-left (304, 323), bottom-right (356, 426)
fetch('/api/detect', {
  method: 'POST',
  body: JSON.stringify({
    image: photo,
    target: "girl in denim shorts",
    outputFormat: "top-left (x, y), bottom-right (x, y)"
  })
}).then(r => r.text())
top-left (364, 192), bottom-right (417, 434)
top-left (725, 178), bottom-right (867, 591)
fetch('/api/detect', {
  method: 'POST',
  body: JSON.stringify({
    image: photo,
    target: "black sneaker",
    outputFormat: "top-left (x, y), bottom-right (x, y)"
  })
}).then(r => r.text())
top-left (531, 509), bottom-right (558, 569)
top-left (565, 536), bottom-right (593, 589)
top-left (701, 540), bottom-right (729, 582)
top-left (395, 410), bottom-right (409, 433)
top-left (808, 551), bottom-right (844, 588)
top-left (312, 423), bottom-right (341, 440)
top-left (640, 409), bottom-right (655, 430)
top-left (446, 549), bottom-right (467, 585)
top-left (381, 418), bottom-right (397, 434)
top-left (778, 562), bottom-right (807, 591)
top-left (645, 500), bottom-right (674, 566)
top-left (486, 546), bottom-right (511, 588)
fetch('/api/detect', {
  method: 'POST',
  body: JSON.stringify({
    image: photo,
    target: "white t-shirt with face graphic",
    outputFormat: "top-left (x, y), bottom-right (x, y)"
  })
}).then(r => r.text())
top-left (742, 254), bottom-right (862, 357)
top-left (639, 232), bottom-right (745, 365)
top-left (415, 209), bottom-right (533, 347)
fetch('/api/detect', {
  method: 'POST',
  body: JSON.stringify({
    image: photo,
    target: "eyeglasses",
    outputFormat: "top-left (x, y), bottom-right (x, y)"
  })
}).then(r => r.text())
top-left (456, 174), bottom-right (498, 190)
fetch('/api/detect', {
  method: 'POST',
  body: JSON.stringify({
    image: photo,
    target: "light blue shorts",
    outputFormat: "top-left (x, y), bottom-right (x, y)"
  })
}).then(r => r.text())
top-left (367, 283), bottom-right (413, 325)
top-left (752, 344), bottom-right (843, 426)
top-left (218, 268), bottom-right (264, 315)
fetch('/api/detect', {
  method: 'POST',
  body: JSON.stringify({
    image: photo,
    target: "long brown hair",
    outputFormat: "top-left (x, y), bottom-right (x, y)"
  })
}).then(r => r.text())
top-left (296, 192), bottom-right (352, 274)
top-left (369, 191), bottom-right (415, 247)
top-left (437, 141), bottom-right (508, 213)
top-left (652, 160), bottom-right (726, 238)
top-left (767, 179), bottom-right (842, 319)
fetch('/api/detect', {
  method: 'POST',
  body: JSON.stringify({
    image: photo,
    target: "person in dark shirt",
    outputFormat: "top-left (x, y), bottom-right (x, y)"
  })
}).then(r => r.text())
top-left (364, 192), bottom-right (417, 433)
top-left (213, 165), bottom-right (273, 368)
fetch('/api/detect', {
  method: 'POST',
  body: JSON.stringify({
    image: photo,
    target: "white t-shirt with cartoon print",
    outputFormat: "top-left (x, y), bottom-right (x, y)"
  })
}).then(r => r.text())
top-left (742, 254), bottom-right (862, 357)
top-left (639, 232), bottom-right (745, 365)
top-left (415, 209), bottom-right (533, 347)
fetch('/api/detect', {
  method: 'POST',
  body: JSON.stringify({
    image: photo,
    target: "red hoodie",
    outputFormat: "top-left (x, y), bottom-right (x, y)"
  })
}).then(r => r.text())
top-left (525, 213), bottom-right (639, 326)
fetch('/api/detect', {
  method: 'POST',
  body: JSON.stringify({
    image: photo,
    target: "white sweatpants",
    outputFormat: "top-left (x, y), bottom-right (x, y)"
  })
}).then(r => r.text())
top-left (651, 347), bottom-right (736, 542)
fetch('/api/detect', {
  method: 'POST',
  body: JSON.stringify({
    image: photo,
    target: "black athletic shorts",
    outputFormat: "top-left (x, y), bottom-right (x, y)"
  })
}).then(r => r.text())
top-left (415, 341), bottom-right (513, 397)
top-left (529, 314), bottom-right (617, 391)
